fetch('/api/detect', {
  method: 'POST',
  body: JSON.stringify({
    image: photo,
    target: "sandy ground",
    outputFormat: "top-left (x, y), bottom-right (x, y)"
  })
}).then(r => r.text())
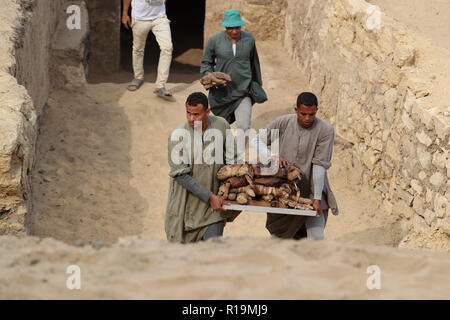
top-left (1, 235), bottom-right (449, 299)
top-left (30, 41), bottom-right (401, 247)
top-left (4, 0), bottom-right (449, 299)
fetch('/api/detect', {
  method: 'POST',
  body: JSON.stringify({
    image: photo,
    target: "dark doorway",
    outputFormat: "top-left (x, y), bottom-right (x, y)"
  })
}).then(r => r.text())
top-left (89, 0), bottom-right (205, 84)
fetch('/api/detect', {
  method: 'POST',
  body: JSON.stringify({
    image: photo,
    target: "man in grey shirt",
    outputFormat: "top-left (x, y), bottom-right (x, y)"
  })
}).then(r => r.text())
top-left (250, 92), bottom-right (339, 240)
top-left (166, 92), bottom-right (238, 243)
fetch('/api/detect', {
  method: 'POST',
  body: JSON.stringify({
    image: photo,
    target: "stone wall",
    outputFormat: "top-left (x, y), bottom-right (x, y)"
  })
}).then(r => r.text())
top-left (0, 0), bottom-right (64, 234)
top-left (85, 0), bottom-right (121, 74)
top-left (50, 0), bottom-right (90, 90)
top-left (204, 0), bottom-right (287, 45)
top-left (282, 0), bottom-right (449, 248)
top-left (205, 0), bottom-right (449, 248)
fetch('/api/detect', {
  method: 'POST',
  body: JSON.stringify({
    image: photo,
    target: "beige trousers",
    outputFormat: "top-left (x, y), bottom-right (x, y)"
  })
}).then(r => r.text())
top-left (131, 15), bottom-right (173, 88)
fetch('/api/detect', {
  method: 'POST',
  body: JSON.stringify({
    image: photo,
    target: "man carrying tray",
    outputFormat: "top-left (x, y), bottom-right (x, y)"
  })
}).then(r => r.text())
top-left (165, 92), bottom-right (239, 243)
top-left (250, 92), bottom-right (339, 240)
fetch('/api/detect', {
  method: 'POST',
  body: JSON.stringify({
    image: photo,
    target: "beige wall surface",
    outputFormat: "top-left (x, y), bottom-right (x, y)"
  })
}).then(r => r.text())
top-left (0, 0), bottom-right (64, 235)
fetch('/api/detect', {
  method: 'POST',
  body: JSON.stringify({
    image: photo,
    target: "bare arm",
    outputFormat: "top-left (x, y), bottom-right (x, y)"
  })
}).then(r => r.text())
top-left (122, 0), bottom-right (131, 29)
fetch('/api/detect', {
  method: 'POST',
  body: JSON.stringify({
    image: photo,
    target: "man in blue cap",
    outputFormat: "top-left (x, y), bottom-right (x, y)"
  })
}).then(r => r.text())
top-left (201, 9), bottom-right (267, 133)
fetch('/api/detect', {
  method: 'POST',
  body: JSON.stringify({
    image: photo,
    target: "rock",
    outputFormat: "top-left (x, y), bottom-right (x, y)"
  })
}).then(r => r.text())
top-left (436, 218), bottom-right (450, 235)
top-left (424, 209), bottom-right (436, 226)
top-left (416, 131), bottom-right (433, 147)
top-left (429, 172), bottom-right (444, 187)
top-left (92, 240), bottom-right (105, 249)
top-left (401, 112), bottom-right (415, 131)
top-left (432, 150), bottom-right (448, 169)
top-left (418, 171), bottom-right (427, 181)
top-left (433, 194), bottom-right (449, 218)
top-left (412, 197), bottom-right (424, 214)
top-left (74, 240), bottom-right (85, 247)
top-left (386, 139), bottom-right (401, 162)
top-left (412, 214), bottom-right (428, 233)
top-left (361, 149), bottom-right (379, 171)
top-left (426, 189), bottom-right (434, 203)
top-left (30, 259), bottom-right (40, 266)
top-left (410, 179), bottom-right (423, 194)
top-left (392, 199), bottom-right (414, 219)
top-left (7, 258), bottom-right (18, 268)
top-left (416, 145), bottom-right (431, 169)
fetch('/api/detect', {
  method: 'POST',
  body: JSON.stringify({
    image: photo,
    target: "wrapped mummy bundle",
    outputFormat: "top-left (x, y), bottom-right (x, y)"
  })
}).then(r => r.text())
top-left (217, 163), bottom-right (313, 210)
top-left (200, 72), bottom-right (232, 89)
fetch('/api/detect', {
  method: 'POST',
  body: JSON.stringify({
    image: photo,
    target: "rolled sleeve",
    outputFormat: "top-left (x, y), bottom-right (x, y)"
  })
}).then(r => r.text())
top-left (200, 38), bottom-right (216, 76)
top-left (168, 134), bottom-right (192, 178)
top-left (311, 127), bottom-right (334, 169)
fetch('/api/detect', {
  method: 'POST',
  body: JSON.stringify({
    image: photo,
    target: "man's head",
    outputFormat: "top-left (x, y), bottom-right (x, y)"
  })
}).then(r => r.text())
top-left (221, 10), bottom-right (245, 40)
top-left (295, 92), bottom-right (318, 129)
top-left (186, 92), bottom-right (210, 129)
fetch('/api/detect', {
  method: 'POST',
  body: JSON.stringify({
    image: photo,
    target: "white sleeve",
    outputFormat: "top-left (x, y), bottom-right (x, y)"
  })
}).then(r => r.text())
top-left (312, 164), bottom-right (326, 200)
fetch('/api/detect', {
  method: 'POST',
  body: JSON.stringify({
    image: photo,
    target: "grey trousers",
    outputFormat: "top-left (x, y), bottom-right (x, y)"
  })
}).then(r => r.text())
top-left (294, 210), bottom-right (329, 240)
top-left (202, 220), bottom-right (225, 241)
top-left (234, 97), bottom-right (252, 131)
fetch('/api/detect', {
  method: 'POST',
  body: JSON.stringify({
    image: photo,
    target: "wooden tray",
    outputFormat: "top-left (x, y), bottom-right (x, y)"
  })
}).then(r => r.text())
top-left (223, 204), bottom-right (317, 216)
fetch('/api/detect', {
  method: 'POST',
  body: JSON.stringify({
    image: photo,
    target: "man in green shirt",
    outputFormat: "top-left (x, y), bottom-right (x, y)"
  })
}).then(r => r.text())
top-left (200, 10), bottom-right (267, 132)
top-left (165, 92), bottom-right (238, 243)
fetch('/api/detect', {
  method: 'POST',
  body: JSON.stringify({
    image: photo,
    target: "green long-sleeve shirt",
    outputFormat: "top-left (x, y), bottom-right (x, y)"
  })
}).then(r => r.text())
top-left (200, 31), bottom-right (267, 124)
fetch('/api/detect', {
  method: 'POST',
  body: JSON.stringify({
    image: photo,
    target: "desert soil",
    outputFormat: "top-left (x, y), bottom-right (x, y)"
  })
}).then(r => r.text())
top-left (1, 0), bottom-right (449, 299)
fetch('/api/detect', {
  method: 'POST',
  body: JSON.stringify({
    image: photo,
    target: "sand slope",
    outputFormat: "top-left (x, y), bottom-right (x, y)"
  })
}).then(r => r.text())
top-left (1, 235), bottom-right (449, 299)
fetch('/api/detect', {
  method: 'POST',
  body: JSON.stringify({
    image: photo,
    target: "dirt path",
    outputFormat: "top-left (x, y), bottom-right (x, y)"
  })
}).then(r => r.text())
top-left (31, 40), bottom-right (397, 248)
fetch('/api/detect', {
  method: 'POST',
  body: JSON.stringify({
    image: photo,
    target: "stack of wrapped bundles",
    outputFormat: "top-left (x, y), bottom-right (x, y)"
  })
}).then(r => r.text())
top-left (217, 163), bottom-right (313, 210)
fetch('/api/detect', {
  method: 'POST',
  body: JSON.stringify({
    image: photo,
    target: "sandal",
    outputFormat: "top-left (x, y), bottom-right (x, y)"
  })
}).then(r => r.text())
top-left (154, 87), bottom-right (175, 101)
top-left (127, 79), bottom-right (143, 91)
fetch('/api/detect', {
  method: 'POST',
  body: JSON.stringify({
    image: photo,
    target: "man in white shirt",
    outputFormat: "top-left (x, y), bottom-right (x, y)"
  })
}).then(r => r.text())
top-left (122, 0), bottom-right (173, 98)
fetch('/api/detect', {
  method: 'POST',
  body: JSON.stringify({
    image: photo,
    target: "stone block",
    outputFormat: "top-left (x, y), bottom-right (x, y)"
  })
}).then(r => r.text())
top-left (424, 209), bottom-right (436, 226)
top-left (386, 139), bottom-right (401, 162)
top-left (381, 66), bottom-right (400, 87)
top-left (426, 188), bottom-right (434, 203)
top-left (436, 218), bottom-right (450, 235)
top-left (403, 90), bottom-right (416, 113)
top-left (432, 150), bottom-right (448, 169)
top-left (395, 187), bottom-right (414, 206)
top-left (393, 44), bottom-right (415, 67)
top-left (401, 111), bottom-right (415, 131)
top-left (416, 145), bottom-right (431, 169)
top-left (410, 179), bottom-right (423, 195)
top-left (361, 148), bottom-right (379, 171)
top-left (429, 172), bottom-right (444, 188)
top-left (418, 171), bottom-right (427, 181)
top-left (416, 130), bottom-right (433, 147)
top-left (392, 199), bottom-right (414, 219)
top-left (412, 196), bottom-right (424, 214)
top-left (434, 193), bottom-right (449, 219)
